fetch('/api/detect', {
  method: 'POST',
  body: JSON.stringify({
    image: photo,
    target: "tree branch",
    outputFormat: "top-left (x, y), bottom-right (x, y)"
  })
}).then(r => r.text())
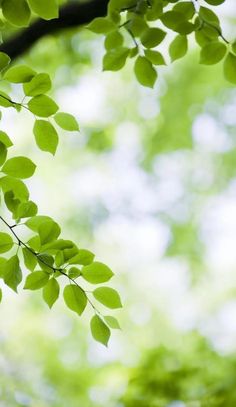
top-left (0, 0), bottom-right (109, 60)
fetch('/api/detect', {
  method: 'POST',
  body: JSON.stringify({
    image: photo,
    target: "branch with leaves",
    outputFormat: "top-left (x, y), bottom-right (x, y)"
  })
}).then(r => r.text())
top-left (0, 0), bottom-right (235, 347)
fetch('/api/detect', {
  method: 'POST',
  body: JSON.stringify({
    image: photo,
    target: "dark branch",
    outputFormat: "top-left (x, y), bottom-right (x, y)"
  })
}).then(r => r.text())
top-left (0, 0), bottom-right (109, 60)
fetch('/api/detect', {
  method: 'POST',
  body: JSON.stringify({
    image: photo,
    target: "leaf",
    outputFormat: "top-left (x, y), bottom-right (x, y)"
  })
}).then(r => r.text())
top-left (25, 215), bottom-right (54, 232)
top-left (103, 47), bottom-right (129, 71)
top-left (68, 267), bottom-right (81, 279)
top-left (0, 131), bottom-right (13, 147)
top-left (2, 156), bottom-right (36, 179)
top-left (28, 0), bottom-right (58, 19)
top-left (160, 11), bottom-right (186, 30)
top-left (4, 255), bottom-right (22, 292)
top-left (16, 201), bottom-right (38, 219)
top-left (93, 287), bottom-right (122, 309)
top-left (42, 239), bottom-right (74, 251)
top-left (87, 17), bottom-right (116, 34)
top-left (90, 315), bottom-right (111, 346)
top-left (0, 52), bottom-right (10, 71)
top-left (22, 247), bottom-right (37, 271)
top-left (0, 142), bottom-right (7, 166)
top-left (144, 50), bottom-right (166, 66)
top-left (141, 27), bottom-right (166, 48)
top-left (33, 120), bottom-right (58, 155)
top-left (24, 270), bottom-right (49, 290)
top-left (0, 232), bottom-right (14, 253)
top-left (0, 176), bottom-right (29, 201)
top-left (63, 284), bottom-right (87, 315)
top-left (104, 315), bottom-right (121, 329)
top-left (0, 257), bottom-right (7, 277)
top-left (54, 112), bottom-right (79, 131)
top-left (38, 220), bottom-right (61, 245)
top-left (81, 262), bottom-right (114, 284)
top-left (169, 35), bottom-right (188, 62)
top-left (23, 73), bottom-right (52, 96)
top-left (43, 278), bottom-right (59, 308)
top-left (104, 31), bottom-right (123, 50)
top-left (223, 52), bottom-right (236, 84)
top-left (204, 0), bottom-right (225, 4)
top-left (134, 56), bottom-right (157, 88)
top-left (0, 92), bottom-right (15, 108)
top-left (200, 41), bottom-right (226, 65)
top-left (68, 249), bottom-right (95, 266)
top-left (28, 95), bottom-right (59, 117)
top-left (199, 6), bottom-right (220, 27)
top-left (2, 0), bottom-right (31, 27)
top-left (37, 253), bottom-right (54, 273)
top-left (173, 2), bottom-right (195, 19)
top-left (4, 65), bottom-right (36, 83)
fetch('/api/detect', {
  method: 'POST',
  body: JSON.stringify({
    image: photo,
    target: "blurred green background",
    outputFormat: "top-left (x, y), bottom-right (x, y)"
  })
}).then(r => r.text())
top-left (1, 1), bottom-right (236, 406)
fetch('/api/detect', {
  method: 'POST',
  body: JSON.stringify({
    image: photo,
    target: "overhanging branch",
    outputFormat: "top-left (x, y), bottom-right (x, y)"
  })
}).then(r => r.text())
top-left (0, 0), bottom-right (109, 60)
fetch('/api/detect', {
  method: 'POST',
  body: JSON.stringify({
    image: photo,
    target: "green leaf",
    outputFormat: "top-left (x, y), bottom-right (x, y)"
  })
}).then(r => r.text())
top-left (224, 52), bottom-right (236, 84)
top-left (22, 247), bottom-right (37, 271)
top-left (0, 142), bottom-right (7, 166)
top-left (103, 47), bottom-right (129, 71)
top-left (38, 220), bottom-right (61, 245)
top-left (160, 11), bottom-right (187, 30)
top-left (0, 288), bottom-right (2, 303)
top-left (28, 95), bottom-right (59, 117)
top-left (0, 232), bottom-right (13, 253)
top-left (81, 262), bottom-right (113, 284)
top-left (199, 6), bottom-right (220, 27)
top-left (144, 50), bottom-right (166, 66)
top-left (87, 17), bottom-right (116, 34)
top-left (0, 92), bottom-right (15, 108)
top-left (0, 176), bottom-right (29, 201)
top-left (90, 315), bottom-right (111, 346)
top-left (43, 278), bottom-right (59, 308)
top-left (134, 56), bottom-right (157, 88)
top-left (4, 190), bottom-right (20, 217)
top-left (173, 2), bottom-right (195, 19)
top-left (4, 255), bottom-right (22, 292)
top-left (23, 73), bottom-right (52, 96)
top-left (37, 253), bottom-right (54, 273)
top-left (4, 65), bottom-right (35, 83)
top-left (0, 52), bottom-right (10, 71)
top-left (33, 120), bottom-right (58, 155)
top-left (25, 215), bottom-right (54, 232)
top-left (169, 35), bottom-right (188, 62)
top-left (24, 270), bottom-right (49, 290)
top-left (68, 249), bottom-right (95, 266)
top-left (2, 0), bottom-right (31, 27)
top-left (146, 1), bottom-right (163, 21)
top-left (93, 287), bottom-right (122, 309)
top-left (27, 236), bottom-right (41, 252)
top-left (105, 31), bottom-right (123, 50)
top-left (63, 284), bottom-right (87, 315)
top-left (200, 41), bottom-right (226, 65)
top-left (54, 112), bottom-right (79, 132)
top-left (68, 267), bottom-right (81, 279)
top-left (16, 201), bottom-right (37, 219)
top-left (141, 27), bottom-right (166, 48)
top-left (104, 315), bottom-right (121, 329)
top-left (205, 0), bottom-right (225, 4)
top-left (2, 156), bottom-right (36, 179)
top-left (0, 257), bottom-right (7, 277)
top-left (27, 0), bottom-right (58, 19)
top-left (0, 131), bottom-right (13, 147)
top-left (42, 239), bottom-right (74, 251)
top-left (128, 15), bottom-right (148, 37)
